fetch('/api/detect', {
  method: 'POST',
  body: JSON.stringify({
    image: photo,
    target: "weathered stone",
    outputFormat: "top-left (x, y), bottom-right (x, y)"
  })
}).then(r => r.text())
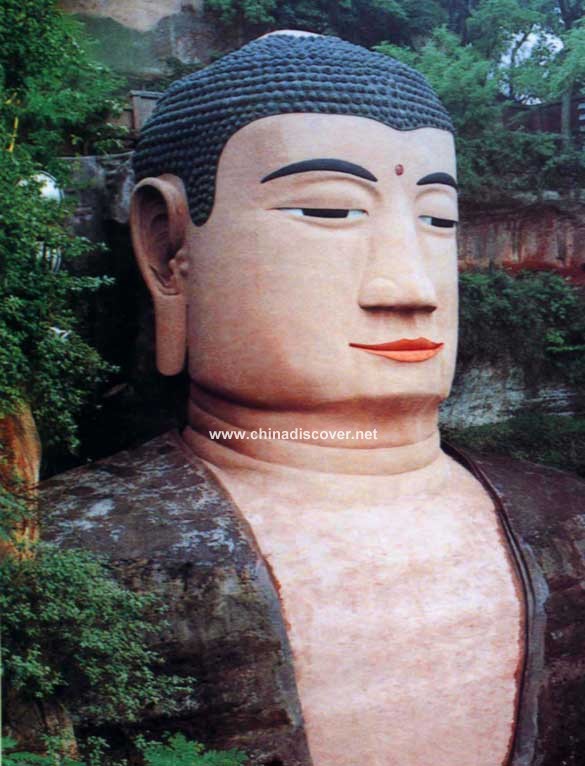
top-left (42, 433), bottom-right (311, 765)
top-left (440, 361), bottom-right (584, 428)
top-left (459, 200), bottom-right (585, 283)
top-left (59, 0), bottom-right (205, 34)
top-left (59, 5), bottom-right (241, 78)
top-left (65, 156), bottom-right (107, 242)
top-left (0, 404), bottom-right (41, 556)
top-left (3, 692), bottom-right (79, 757)
top-left (64, 153), bottom-right (133, 228)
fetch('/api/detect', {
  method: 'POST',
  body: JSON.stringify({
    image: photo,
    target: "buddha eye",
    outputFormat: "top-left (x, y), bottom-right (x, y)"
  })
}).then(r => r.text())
top-left (419, 215), bottom-right (458, 229)
top-left (277, 208), bottom-right (366, 219)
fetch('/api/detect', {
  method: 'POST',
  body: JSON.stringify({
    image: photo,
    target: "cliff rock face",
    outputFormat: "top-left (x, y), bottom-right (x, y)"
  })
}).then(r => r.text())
top-left (0, 404), bottom-right (41, 554)
top-left (60, 0), bottom-right (206, 33)
top-left (459, 200), bottom-right (585, 284)
top-left (58, 0), bottom-right (242, 78)
top-left (440, 362), bottom-right (583, 428)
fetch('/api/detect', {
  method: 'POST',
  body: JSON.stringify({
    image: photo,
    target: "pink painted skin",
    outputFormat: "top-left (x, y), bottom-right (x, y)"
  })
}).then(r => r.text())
top-left (191, 431), bottom-right (525, 766)
top-left (349, 337), bottom-right (444, 363)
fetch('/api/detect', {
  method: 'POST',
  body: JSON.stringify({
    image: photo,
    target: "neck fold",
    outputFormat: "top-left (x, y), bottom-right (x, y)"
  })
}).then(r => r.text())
top-left (182, 382), bottom-right (444, 477)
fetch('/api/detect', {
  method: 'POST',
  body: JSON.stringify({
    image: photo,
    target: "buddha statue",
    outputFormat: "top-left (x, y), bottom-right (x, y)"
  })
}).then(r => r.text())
top-left (42, 31), bottom-right (585, 766)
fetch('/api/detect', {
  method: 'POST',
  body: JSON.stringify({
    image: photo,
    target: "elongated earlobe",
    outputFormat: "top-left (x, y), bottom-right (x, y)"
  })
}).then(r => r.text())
top-left (130, 175), bottom-right (190, 375)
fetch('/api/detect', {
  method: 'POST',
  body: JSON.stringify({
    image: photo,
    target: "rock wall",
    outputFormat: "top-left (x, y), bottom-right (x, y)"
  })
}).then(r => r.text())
top-left (58, 0), bottom-right (242, 79)
top-left (440, 362), bottom-right (584, 428)
top-left (459, 199), bottom-right (585, 284)
top-left (60, 0), bottom-right (206, 33)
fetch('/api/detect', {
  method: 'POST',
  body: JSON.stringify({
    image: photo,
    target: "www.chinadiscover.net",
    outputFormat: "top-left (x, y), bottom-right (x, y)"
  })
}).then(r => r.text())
top-left (208, 428), bottom-right (379, 441)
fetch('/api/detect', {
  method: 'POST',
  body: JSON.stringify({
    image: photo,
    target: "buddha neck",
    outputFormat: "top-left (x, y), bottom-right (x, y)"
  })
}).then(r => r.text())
top-left (182, 382), bottom-right (446, 480)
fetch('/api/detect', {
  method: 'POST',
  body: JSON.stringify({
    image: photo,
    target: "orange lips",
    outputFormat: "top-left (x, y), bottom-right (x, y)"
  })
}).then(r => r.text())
top-left (349, 337), bottom-right (444, 363)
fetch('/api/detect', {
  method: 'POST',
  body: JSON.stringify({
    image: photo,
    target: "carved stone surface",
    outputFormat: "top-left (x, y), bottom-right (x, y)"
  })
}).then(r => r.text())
top-left (448, 445), bottom-right (585, 766)
top-left (42, 433), bottom-right (311, 765)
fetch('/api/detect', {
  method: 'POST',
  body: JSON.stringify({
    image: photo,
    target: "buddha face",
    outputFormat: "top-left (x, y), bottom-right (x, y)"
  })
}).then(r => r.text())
top-left (182, 113), bottom-right (458, 410)
top-left (133, 112), bottom-right (459, 411)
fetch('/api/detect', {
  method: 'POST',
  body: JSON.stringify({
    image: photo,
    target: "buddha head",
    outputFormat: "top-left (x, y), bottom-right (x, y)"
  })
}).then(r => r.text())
top-left (131, 32), bottom-right (458, 415)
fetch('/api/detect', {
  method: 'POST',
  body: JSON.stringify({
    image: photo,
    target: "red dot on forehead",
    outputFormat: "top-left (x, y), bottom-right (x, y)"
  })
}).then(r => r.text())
top-left (395, 164), bottom-right (404, 176)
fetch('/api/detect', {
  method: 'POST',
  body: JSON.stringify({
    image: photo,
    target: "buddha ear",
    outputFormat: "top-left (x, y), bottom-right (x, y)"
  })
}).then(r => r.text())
top-left (130, 174), bottom-right (190, 375)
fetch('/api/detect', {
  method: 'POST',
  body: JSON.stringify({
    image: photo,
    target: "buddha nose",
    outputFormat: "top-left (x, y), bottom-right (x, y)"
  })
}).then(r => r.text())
top-left (357, 221), bottom-right (438, 312)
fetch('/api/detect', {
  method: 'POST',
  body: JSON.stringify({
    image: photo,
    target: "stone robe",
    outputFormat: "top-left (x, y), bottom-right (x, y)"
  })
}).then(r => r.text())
top-left (41, 432), bottom-right (585, 766)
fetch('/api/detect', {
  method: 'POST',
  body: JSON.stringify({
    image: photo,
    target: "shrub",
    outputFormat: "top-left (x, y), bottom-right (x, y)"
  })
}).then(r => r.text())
top-left (0, 0), bottom-right (126, 452)
top-left (1, 735), bottom-right (248, 766)
top-left (0, 544), bottom-right (193, 724)
top-left (137, 733), bottom-right (247, 766)
top-left (458, 270), bottom-right (585, 384)
top-left (0, 153), bottom-right (115, 451)
top-left (1, 736), bottom-right (80, 766)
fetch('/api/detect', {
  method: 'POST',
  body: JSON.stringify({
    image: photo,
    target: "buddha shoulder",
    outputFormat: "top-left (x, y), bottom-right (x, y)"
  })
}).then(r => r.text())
top-left (41, 432), bottom-right (251, 567)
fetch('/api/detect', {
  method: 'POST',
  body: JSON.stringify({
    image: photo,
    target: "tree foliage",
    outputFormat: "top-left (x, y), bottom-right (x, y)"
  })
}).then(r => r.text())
top-left (458, 270), bottom-right (585, 382)
top-left (205, 0), bottom-right (447, 46)
top-left (137, 733), bottom-right (247, 766)
top-left (1, 545), bottom-right (193, 724)
top-left (0, 0), bottom-right (125, 450)
top-left (1, 736), bottom-right (80, 766)
top-left (443, 413), bottom-right (585, 477)
top-left (0, 0), bottom-right (125, 159)
top-left (1, 734), bottom-right (247, 766)
top-left (0, 152), bottom-right (114, 450)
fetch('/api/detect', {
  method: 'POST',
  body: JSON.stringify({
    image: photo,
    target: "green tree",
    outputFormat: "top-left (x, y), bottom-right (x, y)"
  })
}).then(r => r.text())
top-left (204, 0), bottom-right (277, 25)
top-left (1, 545), bottom-right (192, 724)
top-left (466, 0), bottom-right (585, 146)
top-left (0, 1), bottom-right (125, 451)
top-left (375, 28), bottom-right (547, 195)
top-left (0, 0), bottom-right (125, 159)
top-left (205, 0), bottom-right (447, 46)
top-left (376, 0), bottom-right (585, 197)
top-left (1, 734), bottom-right (248, 766)
top-left (0, 149), bottom-right (114, 451)
top-left (458, 271), bottom-right (585, 382)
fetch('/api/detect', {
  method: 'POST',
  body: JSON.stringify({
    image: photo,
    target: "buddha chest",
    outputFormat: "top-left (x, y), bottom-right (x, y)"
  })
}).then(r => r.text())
top-left (216, 458), bottom-right (524, 766)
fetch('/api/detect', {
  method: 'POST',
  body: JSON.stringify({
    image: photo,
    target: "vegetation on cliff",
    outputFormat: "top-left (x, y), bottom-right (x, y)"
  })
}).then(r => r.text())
top-left (0, 0), bottom-right (125, 451)
top-left (0, 533), bottom-right (246, 763)
top-left (458, 271), bottom-right (585, 383)
top-left (443, 412), bottom-right (585, 477)
top-left (1, 546), bottom-right (192, 724)
top-left (448, 272), bottom-right (585, 477)
top-left (2, 733), bottom-right (247, 766)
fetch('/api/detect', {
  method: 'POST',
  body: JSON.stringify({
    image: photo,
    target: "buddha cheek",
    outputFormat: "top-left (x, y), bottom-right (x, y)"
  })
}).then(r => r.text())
top-left (186, 302), bottom-right (354, 407)
top-left (185, 224), bottom-right (364, 406)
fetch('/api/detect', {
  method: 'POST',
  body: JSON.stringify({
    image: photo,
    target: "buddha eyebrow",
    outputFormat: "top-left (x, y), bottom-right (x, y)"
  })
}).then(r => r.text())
top-left (261, 159), bottom-right (378, 184)
top-left (416, 172), bottom-right (458, 190)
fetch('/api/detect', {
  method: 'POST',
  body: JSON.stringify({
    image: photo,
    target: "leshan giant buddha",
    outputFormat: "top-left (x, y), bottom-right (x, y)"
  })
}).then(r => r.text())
top-left (43, 32), bottom-right (585, 766)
